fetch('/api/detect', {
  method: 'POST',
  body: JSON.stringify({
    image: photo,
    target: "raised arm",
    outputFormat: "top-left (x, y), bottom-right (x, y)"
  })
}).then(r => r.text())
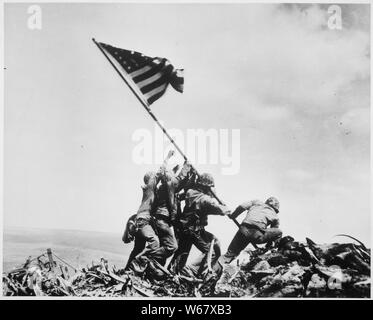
top-left (173, 161), bottom-right (193, 191)
top-left (230, 200), bottom-right (261, 219)
top-left (157, 155), bottom-right (192, 222)
top-left (200, 194), bottom-right (231, 216)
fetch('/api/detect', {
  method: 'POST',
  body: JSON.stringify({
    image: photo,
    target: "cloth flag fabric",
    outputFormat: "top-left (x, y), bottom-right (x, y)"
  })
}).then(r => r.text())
top-left (100, 42), bottom-right (184, 105)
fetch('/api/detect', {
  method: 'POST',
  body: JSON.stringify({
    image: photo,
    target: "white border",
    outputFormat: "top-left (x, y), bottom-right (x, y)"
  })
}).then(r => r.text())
top-left (0, 0), bottom-right (371, 301)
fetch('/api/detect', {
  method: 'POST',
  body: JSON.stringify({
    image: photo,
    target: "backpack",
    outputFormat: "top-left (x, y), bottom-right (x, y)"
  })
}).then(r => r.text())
top-left (122, 214), bottom-right (138, 244)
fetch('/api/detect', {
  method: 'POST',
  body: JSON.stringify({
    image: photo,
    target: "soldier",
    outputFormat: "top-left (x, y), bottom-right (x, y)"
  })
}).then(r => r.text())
top-left (152, 157), bottom-right (192, 265)
top-left (122, 213), bottom-right (141, 270)
top-left (217, 197), bottom-right (282, 269)
top-left (125, 150), bottom-right (192, 272)
top-left (169, 173), bottom-right (231, 276)
top-left (127, 170), bottom-right (161, 272)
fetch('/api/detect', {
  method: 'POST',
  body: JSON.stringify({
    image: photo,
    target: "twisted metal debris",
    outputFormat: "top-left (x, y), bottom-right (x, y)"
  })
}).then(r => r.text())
top-left (3, 235), bottom-right (371, 298)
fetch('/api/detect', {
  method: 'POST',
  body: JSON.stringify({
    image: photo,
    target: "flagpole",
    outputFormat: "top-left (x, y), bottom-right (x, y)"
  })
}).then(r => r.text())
top-left (92, 38), bottom-right (189, 160)
top-left (92, 38), bottom-right (240, 228)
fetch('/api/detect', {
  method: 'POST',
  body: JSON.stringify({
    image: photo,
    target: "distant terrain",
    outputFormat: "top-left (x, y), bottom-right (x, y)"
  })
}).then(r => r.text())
top-left (3, 227), bottom-right (131, 272)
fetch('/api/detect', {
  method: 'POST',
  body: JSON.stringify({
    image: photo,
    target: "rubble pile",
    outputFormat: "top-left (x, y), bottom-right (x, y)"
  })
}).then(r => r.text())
top-left (2, 251), bottom-right (200, 297)
top-left (215, 236), bottom-right (371, 298)
top-left (3, 236), bottom-right (370, 298)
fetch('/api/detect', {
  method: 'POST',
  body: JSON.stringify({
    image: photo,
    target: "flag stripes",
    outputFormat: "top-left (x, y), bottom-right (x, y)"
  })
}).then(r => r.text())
top-left (99, 42), bottom-right (184, 105)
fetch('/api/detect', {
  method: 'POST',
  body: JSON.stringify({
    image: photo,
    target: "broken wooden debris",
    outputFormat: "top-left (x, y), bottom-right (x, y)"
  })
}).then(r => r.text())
top-left (3, 236), bottom-right (371, 298)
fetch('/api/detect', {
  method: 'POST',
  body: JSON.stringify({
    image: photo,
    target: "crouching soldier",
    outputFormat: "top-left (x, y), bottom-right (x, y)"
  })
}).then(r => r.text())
top-left (170, 173), bottom-right (230, 276)
top-left (216, 197), bottom-right (282, 270)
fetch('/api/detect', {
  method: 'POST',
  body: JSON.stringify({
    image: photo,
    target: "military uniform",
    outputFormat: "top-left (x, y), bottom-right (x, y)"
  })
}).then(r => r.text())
top-left (170, 187), bottom-right (230, 274)
top-left (151, 162), bottom-right (192, 264)
top-left (218, 199), bottom-right (282, 267)
top-left (179, 231), bottom-right (221, 278)
top-left (127, 172), bottom-right (160, 271)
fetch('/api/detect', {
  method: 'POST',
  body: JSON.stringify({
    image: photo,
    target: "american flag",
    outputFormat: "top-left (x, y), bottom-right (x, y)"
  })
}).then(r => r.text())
top-left (100, 42), bottom-right (184, 105)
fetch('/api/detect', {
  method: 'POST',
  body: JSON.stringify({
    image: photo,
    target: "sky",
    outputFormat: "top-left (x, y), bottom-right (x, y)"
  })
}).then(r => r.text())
top-left (3, 3), bottom-right (371, 249)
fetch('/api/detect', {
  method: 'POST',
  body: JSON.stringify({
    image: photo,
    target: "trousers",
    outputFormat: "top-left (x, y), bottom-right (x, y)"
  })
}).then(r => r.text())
top-left (218, 224), bottom-right (282, 266)
top-left (153, 218), bottom-right (178, 265)
top-left (170, 228), bottom-right (220, 274)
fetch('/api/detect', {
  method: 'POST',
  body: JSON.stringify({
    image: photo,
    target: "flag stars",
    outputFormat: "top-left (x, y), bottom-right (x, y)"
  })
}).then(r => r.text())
top-left (102, 42), bottom-right (184, 104)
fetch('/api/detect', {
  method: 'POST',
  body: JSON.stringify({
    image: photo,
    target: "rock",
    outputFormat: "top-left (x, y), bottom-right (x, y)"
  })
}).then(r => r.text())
top-left (352, 277), bottom-right (370, 294)
top-left (253, 260), bottom-right (272, 271)
top-left (266, 252), bottom-right (290, 267)
top-left (306, 239), bottom-right (371, 275)
top-left (279, 284), bottom-right (303, 297)
top-left (277, 263), bottom-right (305, 284)
top-left (241, 256), bottom-right (262, 271)
top-left (236, 250), bottom-right (252, 266)
top-left (249, 260), bottom-right (275, 281)
top-left (278, 236), bottom-right (295, 250)
top-left (334, 251), bottom-right (370, 275)
top-left (306, 273), bottom-right (327, 297)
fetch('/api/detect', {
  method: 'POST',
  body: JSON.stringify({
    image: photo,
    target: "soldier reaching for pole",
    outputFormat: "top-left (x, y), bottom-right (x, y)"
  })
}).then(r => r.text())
top-left (124, 150), bottom-right (192, 273)
top-left (169, 173), bottom-right (231, 276)
top-left (124, 150), bottom-right (174, 272)
top-left (151, 153), bottom-right (193, 266)
top-left (215, 197), bottom-right (282, 272)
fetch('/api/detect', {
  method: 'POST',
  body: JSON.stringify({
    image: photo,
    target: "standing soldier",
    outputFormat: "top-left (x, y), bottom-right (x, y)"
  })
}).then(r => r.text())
top-left (170, 173), bottom-right (231, 275)
top-left (127, 170), bottom-right (161, 272)
top-left (125, 150), bottom-right (191, 272)
top-left (152, 157), bottom-right (192, 265)
top-left (122, 213), bottom-right (141, 270)
top-left (216, 197), bottom-right (282, 270)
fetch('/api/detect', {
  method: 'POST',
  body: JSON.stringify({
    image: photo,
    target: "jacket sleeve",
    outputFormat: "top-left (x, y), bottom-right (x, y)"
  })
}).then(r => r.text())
top-left (230, 201), bottom-right (251, 219)
top-left (147, 173), bottom-right (160, 210)
top-left (166, 177), bottom-right (178, 222)
top-left (156, 166), bottom-right (185, 222)
top-left (199, 194), bottom-right (230, 216)
top-left (231, 200), bottom-right (260, 219)
top-left (174, 161), bottom-right (193, 192)
top-left (148, 173), bottom-right (160, 191)
top-left (164, 162), bottom-right (193, 221)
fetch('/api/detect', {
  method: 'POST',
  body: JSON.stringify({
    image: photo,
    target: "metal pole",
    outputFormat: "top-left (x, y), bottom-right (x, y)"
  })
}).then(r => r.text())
top-left (92, 38), bottom-right (188, 161)
top-left (46, 248), bottom-right (54, 271)
top-left (92, 38), bottom-right (241, 228)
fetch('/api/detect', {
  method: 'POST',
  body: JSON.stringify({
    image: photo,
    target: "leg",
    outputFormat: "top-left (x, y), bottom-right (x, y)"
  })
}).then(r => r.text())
top-left (202, 230), bottom-right (221, 264)
top-left (181, 229), bottom-right (212, 277)
top-left (181, 252), bottom-right (206, 278)
top-left (256, 228), bottom-right (283, 244)
top-left (197, 231), bottom-right (222, 277)
top-left (134, 223), bottom-right (160, 260)
top-left (128, 222), bottom-right (160, 274)
top-left (169, 232), bottom-right (193, 273)
top-left (190, 229), bottom-right (211, 254)
top-left (220, 226), bottom-right (253, 265)
top-left (125, 236), bottom-right (146, 270)
top-left (153, 219), bottom-right (178, 263)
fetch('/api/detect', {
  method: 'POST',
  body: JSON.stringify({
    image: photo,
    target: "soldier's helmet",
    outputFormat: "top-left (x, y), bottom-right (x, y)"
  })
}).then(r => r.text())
top-left (143, 171), bottom-right (156, 185)
top-left (265, 196), bottom-right (280, 213)
top-left (197, 173), bottom-right (215, 188)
